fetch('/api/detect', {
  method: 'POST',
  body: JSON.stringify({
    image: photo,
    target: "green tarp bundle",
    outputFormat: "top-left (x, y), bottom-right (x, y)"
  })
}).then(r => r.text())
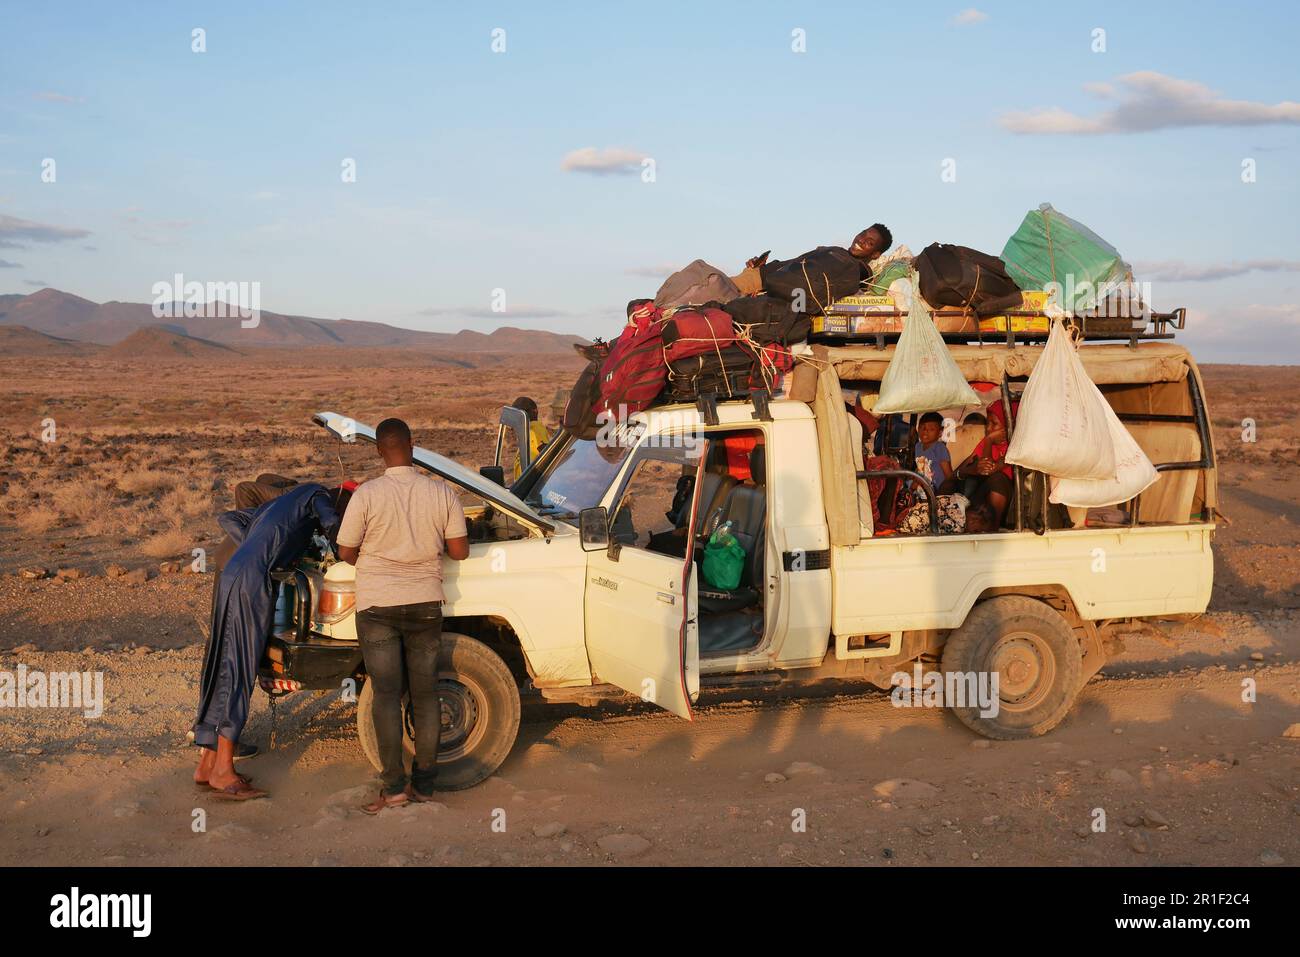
top-left (1000, 203), bottom-right (1133, 313)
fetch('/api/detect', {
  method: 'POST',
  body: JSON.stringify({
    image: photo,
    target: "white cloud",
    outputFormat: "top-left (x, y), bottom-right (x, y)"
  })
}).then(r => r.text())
top-left (950, 9), bottom-right (988, 26)
top-left (1137, 259), bottom-right (1300, 282)
top-left (560, 147), bottom-right (649, 176)
top-left (1001, 71), bottom-right (1300, 134)
top-left (0, 258), bottom-right (21, 268)
top-left (0, 213), bottom-right (92, 248)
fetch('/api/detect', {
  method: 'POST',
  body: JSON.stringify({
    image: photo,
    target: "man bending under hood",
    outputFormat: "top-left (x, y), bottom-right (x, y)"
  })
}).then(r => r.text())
top-left (193, 483), bottom-right (345, 799)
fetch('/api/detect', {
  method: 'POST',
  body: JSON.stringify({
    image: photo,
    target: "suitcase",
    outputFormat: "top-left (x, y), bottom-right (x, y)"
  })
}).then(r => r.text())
top-left (666, 344), bottom-right (757, 401)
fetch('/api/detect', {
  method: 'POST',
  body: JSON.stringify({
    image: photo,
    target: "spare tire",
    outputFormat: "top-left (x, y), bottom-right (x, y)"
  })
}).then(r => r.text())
top-left (356, 632), bottom-right (521, 791)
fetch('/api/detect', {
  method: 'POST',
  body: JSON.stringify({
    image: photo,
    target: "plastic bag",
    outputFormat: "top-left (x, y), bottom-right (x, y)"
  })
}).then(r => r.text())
top-left (1000, 203), bottom-right (1134, 314)
top-left (702, 520), bottom-right (745, 590)
top-left (1048, 400), bottom-right (1158, 507)
top-left (872, 275), bottom-right (980, 414)
top-left (1005, 320), bottom-right (1117, 480)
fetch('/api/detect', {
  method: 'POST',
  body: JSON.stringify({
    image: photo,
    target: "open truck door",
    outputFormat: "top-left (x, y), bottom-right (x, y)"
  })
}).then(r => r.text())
top-left (579, 439), bottom-right (706, 720)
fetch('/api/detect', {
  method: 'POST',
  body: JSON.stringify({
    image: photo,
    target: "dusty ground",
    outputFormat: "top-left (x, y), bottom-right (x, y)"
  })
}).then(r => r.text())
top-left (0, 355), bottom-right (1297, 866)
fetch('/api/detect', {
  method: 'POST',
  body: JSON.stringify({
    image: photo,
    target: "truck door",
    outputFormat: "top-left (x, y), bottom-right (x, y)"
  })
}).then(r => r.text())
top-left (583, 439), bottom-right (707, 719)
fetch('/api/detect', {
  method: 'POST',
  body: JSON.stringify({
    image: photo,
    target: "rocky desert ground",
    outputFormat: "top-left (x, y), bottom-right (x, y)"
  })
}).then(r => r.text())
top-left (0, 351), bottom-right (1297, 867)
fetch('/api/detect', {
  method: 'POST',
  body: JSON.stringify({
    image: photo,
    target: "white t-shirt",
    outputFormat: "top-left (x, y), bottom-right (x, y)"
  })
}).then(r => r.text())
top-left (336, 466), bottom-right (468, 610)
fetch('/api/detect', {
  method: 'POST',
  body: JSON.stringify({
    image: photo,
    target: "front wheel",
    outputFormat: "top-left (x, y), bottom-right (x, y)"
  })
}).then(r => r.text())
top-left (940, 596), bottom-right (1082, 740)
top-left (356, 632), bottom-right (521, 791)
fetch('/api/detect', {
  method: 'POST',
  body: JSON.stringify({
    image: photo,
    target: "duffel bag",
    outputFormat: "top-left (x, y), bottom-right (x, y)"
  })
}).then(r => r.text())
top-left (596, 305), bottom-right (668, 421)
top-left (761, 246), bottom-right (864, 314)
top-left (654, 259), bottom-right (741, 310)
top-left (662, 306), bottom-right (736, 362)
top-left (914, 242), bottom-right (1022, 316)
top-left (723, 294), bottom-right (811, 345)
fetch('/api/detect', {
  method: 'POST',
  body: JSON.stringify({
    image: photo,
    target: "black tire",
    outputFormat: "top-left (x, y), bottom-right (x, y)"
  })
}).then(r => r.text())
top-left (356, 632), bottom-right (521, 791)
top-left (940, 596), bottom-right (1082, 740)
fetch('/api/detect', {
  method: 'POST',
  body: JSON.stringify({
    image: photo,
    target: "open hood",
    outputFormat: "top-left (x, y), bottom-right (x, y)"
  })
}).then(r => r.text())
top-left (312, 411), bottom-right (553, 533)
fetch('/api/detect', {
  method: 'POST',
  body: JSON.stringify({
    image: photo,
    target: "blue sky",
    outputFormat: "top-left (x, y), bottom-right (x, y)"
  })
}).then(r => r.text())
top-left (1, 0), bottom-right (1298, 362)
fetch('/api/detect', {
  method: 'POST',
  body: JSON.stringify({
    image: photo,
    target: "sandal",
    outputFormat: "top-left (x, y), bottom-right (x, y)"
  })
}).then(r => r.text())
top-left (194, 773), bottom-right (251, 789)
top-left (209, 780), bottom-right (268, 801)
top-left (361, 790), bottom-right (409, 815)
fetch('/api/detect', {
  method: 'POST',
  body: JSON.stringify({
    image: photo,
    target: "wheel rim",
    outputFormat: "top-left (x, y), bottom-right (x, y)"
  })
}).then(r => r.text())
top-left (401, 671), bottom-right (489, 763)
top-left (988, 630), bottom-right (1055, 712)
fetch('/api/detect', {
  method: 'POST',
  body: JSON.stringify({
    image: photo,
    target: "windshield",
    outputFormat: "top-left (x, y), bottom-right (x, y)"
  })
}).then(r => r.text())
top-left (524, 435), bottom-right (635, 520)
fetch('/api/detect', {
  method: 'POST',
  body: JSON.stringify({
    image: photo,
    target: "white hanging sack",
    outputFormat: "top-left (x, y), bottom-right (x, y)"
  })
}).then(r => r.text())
top-left (872, 275), bottom-right (980, 414)
top-left (1049, 399), bottom-right (1158, 508)
top-left (1005, 320), bottom-right (1116, 480)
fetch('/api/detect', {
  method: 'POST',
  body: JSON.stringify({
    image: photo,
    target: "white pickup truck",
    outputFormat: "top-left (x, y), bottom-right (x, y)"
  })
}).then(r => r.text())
top-left (259, 340), bottom-right (1217, 790)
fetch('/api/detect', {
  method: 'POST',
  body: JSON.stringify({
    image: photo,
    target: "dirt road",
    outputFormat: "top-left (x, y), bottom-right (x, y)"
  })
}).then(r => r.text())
top-left (2, 609), bottom-right (1296, 867)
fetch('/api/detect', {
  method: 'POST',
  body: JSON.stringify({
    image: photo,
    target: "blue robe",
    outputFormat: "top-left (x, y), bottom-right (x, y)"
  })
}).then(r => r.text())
top-left (192, 483), bottom-right (341, 748)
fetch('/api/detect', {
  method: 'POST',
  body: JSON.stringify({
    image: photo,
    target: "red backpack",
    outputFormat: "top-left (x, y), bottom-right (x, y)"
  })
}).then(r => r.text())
top-left (596, 303), bottom-right (668, 421)
top-left (661, 306), bottom-right (736, 363)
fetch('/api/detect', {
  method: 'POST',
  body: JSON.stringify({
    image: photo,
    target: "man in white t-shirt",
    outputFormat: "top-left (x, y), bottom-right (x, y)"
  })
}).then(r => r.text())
top-left (336, 418), bottom-right (469, 812)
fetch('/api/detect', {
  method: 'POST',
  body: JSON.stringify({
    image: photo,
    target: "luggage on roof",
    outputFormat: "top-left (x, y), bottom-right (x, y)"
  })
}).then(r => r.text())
top-left (1000, 203), bottom-right (1135, 314)
top-left (761, 246), bottom-right (864, 314)
top-left (654, 260), bottom-right (741, 310)
top-left (914, 243), bottom-right (1023, 317)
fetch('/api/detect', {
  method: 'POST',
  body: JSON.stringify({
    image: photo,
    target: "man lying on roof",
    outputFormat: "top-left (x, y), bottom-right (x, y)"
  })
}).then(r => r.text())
top-left (731, 223), bottom-right (894, 295)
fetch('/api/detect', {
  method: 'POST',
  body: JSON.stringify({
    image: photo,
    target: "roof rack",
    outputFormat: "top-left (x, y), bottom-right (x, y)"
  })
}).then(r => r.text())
top-left (811, 306), bottom-right (1187, 351)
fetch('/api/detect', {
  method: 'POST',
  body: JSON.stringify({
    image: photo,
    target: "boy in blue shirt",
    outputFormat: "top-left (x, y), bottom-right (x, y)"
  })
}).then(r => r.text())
top-left (914, 412), bottom-right (953, 489)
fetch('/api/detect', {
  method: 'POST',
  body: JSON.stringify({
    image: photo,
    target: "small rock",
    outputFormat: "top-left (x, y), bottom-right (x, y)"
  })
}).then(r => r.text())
top-left (1249, 652), bottom-right (1264, 661)
top-left (783, 761), bottom-right (826, 777)
top-left (159, 561), bottom-right (183, 574)
top-left (597, 833), bottom-right (651, 857)
top-left (1103, 768), bottom-right (1137, 788)
top-left (1125, 831), bottom-right (1150, 854)
top-left (533, 822), bottom-right (566, 839)
top-left (1282, 724), bottom-right (1300, 740)
top-left (873, 778), bottom-right (940, 802)
top-left (18, 568), bottom-right (47, 580)
top-left (113, 802), bottom-right (143, 818)
top-left (12, 643), bottom-right (37, 654)
top-left (104, 564), bottom-right (128, 579)
top-left (55, 567), bottom-right (85, 580)
top-left (123, 568), bottom-right (149, 586)
top-left (36, 827), bottom-right (50, 837)
top-left (386, 855), bottom-right (411, 867)
top-left (1140, 808), bottom-right (1171, 830)
top-left (132, 645), bottom-right (151, 656)
top-left (1259, 850), bottom-right (1284, 867)
top-left (763, 772), bottom-right (786, 784)
top-left (777, 843), bottom-right (796, 858)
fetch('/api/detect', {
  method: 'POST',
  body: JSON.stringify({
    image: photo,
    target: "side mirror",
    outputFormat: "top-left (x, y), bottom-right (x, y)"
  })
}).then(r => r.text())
top-left (479, 465), bottom-right (506, 487)
top-left (579, 506), bottom-right (610, 552)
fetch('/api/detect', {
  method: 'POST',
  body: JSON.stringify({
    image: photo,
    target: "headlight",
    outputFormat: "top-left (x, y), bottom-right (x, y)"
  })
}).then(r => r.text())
top-left (314, 580), bottom-right (356, 624)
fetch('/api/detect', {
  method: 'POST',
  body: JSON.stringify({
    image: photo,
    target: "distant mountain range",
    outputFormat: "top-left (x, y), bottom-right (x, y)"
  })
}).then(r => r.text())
top-left (0, 288), bottom-right (589, 354)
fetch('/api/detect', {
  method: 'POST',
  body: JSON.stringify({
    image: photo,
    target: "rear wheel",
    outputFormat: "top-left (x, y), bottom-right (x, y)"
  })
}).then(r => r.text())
top-left (356, 632), bottom-right (521, 791)
top-left (940, 596), bottom-right (1082, 740)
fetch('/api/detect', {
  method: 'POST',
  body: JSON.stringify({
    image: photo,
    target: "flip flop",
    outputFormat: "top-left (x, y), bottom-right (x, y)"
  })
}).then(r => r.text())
top-left (234, 743), bottom-right (260, 760)
top-left (209, 780), bottom-right (267, 801)
top-left (194, 774), bottom-right (251, 789)
top-left (361, 790), bottom-right (409, 815)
